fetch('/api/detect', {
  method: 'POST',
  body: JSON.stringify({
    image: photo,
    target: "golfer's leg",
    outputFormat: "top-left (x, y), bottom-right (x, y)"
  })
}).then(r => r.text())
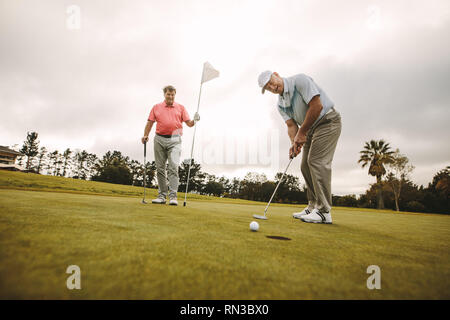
top-left (154, 135), bottom-right (169, 198)
top-left (167, 137), bottom-right (182, 199)
top-left (307, 112), bottom-right (342, 212)
top-left (301, 136), bottom-right (317, 210)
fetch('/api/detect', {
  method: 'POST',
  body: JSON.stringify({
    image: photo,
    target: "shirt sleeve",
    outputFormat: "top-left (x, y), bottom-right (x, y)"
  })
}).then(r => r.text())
top-left (148, 105), bottom-right (156, 122)
top-left (278, 105), bottom-right (292, 122)
top-left (294, 74), bottom-right (321, 105)
top-left (181, 105), bottom-right (191, 122)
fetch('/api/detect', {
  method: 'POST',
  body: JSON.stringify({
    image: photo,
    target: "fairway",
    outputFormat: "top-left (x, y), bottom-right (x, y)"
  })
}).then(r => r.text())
top-left (0, 187), bottom-right (449, 299)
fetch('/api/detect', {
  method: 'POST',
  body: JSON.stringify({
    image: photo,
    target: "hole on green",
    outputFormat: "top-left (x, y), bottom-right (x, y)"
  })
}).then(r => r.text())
top-left (266, 235), bottom-right (291, 241)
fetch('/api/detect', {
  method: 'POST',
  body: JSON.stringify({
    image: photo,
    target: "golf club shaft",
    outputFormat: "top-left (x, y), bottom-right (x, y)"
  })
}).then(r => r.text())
top-left (263, 158), bottom-right (293, 215)
top-left (184, 81), bottom-right (203, 206)
top-left (143, 142), bottom-right (147, 201)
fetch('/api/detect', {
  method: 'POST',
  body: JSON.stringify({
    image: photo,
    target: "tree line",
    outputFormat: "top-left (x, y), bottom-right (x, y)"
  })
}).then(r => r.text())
top-left (15, 132), bottom-right (307, 203)
top-left (13, 132), bottom-right (449, 214)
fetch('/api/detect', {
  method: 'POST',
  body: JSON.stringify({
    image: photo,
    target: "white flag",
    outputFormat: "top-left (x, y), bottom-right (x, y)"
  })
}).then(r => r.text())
top-left (201, 62), bottom-right (219, 84)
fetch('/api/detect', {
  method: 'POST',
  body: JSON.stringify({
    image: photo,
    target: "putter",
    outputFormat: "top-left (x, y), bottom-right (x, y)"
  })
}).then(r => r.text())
top-left (142, 141), bottom-right (147, 204)
top-left (253, 157), bottom-right (294, 220)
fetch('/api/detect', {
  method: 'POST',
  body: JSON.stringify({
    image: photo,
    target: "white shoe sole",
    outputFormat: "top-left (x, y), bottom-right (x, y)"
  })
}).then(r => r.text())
top-left (293, 214), bottom-right (308, 219)
top-left (300, 218), bottom-right (332, 224)
top-left (169, 202), bottom-right (178, 206)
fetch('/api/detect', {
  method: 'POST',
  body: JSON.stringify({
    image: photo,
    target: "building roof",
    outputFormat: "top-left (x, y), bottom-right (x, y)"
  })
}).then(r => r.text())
top-left (0, 163), bottom-right (27, 171)
top-left (0, 146), bottom-right (22, 156)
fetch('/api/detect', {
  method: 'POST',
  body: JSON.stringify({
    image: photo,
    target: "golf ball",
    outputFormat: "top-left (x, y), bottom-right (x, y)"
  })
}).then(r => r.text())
top-left (250, 221), bottom-right (259, 232)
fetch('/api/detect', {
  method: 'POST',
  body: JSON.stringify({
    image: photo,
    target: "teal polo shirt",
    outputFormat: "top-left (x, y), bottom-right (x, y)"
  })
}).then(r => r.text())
top-left (277, 74), bottom-right (335, 127)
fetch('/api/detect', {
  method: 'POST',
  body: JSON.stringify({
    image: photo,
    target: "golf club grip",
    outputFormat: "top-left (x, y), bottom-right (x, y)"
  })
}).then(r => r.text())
top-left (144, 142), bottom-right (147, 156)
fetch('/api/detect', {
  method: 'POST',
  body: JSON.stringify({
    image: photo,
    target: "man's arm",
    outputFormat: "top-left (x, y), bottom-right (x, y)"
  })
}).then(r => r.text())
top-left (286, 119), bottom-right (298, 144)
top-left (299, 95), bottom-right (323, 136)
top-left (185, 112), bottom-right (200, 127)
top-left (141, 120), bottom-right (155, 143)
top-left (293, 95), bottom-right (323, 154)
top-left (287, 119), bottom-right (299, 159)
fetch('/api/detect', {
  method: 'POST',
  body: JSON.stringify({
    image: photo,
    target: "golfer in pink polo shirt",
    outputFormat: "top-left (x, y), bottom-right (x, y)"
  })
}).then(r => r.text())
top-left (141, 85), bottom-right (200, 205)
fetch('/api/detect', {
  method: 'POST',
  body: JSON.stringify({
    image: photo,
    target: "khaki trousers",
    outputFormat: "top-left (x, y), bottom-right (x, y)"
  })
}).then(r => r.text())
top-left (154, 134), bottom-right (182, 199)
top-left (301, 109), bottom-right (342, 212)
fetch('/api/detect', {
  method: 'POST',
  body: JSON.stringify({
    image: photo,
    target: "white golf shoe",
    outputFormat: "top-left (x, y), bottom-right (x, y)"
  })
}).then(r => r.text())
top-left (293, 207), bottom-right (313, 219)
top-left (169, 198), bottom-right (178, 206)
top-left (301, 209), bottom-right (333, 224)
top-left (152, 197), bottom-right (166, 204)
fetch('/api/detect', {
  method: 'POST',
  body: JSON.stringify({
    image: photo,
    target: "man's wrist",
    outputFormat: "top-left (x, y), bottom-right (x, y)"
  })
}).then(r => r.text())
top-left (298, 127), bottom-right (308, 136)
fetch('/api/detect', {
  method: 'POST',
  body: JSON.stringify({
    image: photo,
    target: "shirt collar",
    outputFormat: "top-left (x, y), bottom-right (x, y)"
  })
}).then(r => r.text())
top-left (163, 101), bottom-right (175, 108)
top-left (279, 78), bottom-right (292, 108)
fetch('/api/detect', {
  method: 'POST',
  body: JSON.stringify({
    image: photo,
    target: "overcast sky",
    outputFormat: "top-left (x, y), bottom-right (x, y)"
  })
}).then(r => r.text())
top-left (1, 0), bottom-right (449, 195)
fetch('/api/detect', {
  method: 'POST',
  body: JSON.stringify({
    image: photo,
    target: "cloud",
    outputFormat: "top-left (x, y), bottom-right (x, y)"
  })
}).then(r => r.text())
top-left (1, 0), bottom-right (449, 195)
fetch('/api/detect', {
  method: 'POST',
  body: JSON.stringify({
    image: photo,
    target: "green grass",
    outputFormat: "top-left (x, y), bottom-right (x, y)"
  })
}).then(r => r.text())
top-left (0, 170), bottom-right (263, 205)
top-left (0, 171), bottom-right (449, 299)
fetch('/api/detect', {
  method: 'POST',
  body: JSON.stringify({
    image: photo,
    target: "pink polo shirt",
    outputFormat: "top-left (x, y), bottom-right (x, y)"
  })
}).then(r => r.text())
top-left (148, 101), bottom-right (191, 136)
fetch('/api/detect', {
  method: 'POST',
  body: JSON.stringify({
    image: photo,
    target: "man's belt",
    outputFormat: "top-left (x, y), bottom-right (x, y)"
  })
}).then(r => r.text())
top-left (156, 133), bottom-right (180, 138)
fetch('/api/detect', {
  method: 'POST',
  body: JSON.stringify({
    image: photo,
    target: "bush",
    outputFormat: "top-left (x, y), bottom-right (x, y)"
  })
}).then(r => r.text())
top-left (92, 165), bottom-right (133, 185)
top-left (333, 195), bottom-right (358, 207)
top-left (404, 201), bottom-right (426, 213)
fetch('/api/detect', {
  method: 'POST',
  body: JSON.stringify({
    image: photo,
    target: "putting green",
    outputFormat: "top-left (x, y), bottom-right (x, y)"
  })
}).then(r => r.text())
top-left (0, 186), bottom-right (449, 299)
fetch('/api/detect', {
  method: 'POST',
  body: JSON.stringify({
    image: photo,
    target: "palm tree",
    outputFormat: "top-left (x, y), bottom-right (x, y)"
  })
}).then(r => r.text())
top-left (358, 140), bottom-right (394, 209)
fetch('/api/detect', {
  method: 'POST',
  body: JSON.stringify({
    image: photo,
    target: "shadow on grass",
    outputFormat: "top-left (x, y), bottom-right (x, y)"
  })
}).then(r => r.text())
top-left (266, 235), bottom-right (291, 241)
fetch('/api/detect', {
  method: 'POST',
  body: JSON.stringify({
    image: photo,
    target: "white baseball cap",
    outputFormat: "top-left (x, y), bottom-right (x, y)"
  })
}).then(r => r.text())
top-left (258, 70), bottom-right (273, 94)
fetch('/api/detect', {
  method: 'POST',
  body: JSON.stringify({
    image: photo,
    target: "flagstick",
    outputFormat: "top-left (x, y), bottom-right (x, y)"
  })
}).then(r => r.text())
top-left (183, 80), bottom-right (203, 207)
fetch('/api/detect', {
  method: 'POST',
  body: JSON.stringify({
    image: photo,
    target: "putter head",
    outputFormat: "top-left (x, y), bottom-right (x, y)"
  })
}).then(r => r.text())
top-left (142, 200), bottom-right (147, 204)
top-left (183, 202), bottom-right (186, 207)
top-left (253, 214), bottom-right (268, 220)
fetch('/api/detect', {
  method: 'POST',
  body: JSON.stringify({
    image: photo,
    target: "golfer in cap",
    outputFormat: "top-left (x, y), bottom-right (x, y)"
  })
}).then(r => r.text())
top-left (258, 71), bottom-right (341, 224)
top-left (141, 85), bottom-right (200, 206)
